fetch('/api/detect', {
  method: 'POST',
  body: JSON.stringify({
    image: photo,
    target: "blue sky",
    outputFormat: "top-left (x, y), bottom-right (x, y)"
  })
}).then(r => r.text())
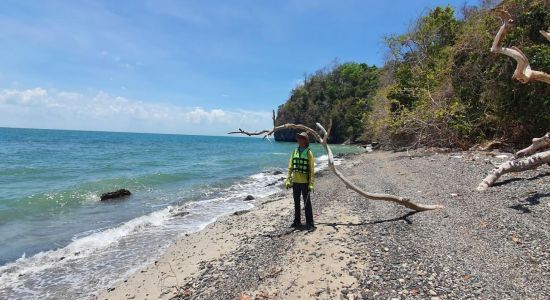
top-left (0, 0), bottom-right (472, 135)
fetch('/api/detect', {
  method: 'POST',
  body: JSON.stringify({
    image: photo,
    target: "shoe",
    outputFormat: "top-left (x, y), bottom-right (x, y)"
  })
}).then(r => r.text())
top-left (290, 222), bottom-right (301, 228)
top-left (306, 224), bottom-right (316, 232)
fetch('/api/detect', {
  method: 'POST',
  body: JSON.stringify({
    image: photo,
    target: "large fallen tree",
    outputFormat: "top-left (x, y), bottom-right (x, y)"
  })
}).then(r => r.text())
top-left (230, 112), bottom-right (442, 212)
top-left (477, 10), bottom-right (550, 191)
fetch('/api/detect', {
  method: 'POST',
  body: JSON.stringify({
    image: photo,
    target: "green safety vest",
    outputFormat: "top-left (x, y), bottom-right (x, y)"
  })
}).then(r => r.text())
top-left (292, 148), bottom-right (310, 174)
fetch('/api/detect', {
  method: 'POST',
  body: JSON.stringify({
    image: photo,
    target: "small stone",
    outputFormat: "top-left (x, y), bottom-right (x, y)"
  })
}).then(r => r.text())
top-left (416, 270), bottom-right (426, 276)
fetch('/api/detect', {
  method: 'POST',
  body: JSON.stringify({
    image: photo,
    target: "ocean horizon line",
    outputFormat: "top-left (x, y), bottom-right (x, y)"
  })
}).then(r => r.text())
top-left (0, 125), bottom-right (267, 139)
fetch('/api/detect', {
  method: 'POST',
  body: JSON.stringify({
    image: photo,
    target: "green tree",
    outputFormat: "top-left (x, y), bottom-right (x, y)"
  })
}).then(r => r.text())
top-left (275, 63), bottom-right (378, 144)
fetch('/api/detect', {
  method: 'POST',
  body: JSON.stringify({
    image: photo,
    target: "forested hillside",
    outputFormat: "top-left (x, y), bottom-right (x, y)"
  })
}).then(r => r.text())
top-left (275, 0), bottom-right (550, 148)
top-left (274, 63), bottom-right (379, 144)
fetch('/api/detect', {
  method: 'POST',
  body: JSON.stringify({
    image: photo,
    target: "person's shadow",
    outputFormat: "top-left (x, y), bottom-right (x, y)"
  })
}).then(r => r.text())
top-left (261, 224), bottom-right (316, 238)
top-left (509, 192), bottom-right (550, 214)
top-left (317, 211), bottom-right (418, 231)
top-left (261, 211), bottom-right (418, 238)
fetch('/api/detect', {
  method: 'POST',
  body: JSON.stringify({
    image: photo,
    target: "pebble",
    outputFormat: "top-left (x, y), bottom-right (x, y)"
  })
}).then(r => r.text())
top-left (135, 151), bottom-right (550, 299)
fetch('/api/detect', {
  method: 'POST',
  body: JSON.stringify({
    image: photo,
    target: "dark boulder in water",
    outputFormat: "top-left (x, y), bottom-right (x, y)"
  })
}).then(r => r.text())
top-left (273, 170), bottom-right (283, 175)
top-left (244, 195), bottom-right (255, 201)
top-left (172, 211), bottom-right (190, 218)
top-left (100, 189), bottom-right (132, 201)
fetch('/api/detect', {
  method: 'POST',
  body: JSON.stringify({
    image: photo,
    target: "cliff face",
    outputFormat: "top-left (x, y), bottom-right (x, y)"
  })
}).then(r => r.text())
top-left (273, 125), bottom-right (347, 144)
top-left (273, 128), bottom-right (298, 143)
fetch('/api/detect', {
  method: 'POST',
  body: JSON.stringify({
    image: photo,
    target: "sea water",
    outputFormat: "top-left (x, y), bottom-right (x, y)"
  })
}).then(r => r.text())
top-left (0, 127), bottom-right (362, 299)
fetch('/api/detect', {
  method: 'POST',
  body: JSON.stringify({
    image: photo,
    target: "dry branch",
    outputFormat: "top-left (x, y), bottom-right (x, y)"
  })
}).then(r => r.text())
top-left (229, 113), bottom-right (442, 212)
top-left (478, 12), bottom-right (550, 191)
top-left (478, 133), bottom-right (550, 191)
top-left (491, 10), bottom-right (550, 84)
top-left (516, 133), bottom-right (550, 158)
top-left (478, 148), bottom-right (550, 191)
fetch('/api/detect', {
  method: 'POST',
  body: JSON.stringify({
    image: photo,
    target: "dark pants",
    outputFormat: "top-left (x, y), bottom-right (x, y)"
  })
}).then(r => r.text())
top-left (292, 183), bottom-right (314, 226)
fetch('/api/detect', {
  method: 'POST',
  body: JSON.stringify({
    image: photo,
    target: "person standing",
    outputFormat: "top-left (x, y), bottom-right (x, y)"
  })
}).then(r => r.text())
top-left (285, 132), bottom-right (315, 231)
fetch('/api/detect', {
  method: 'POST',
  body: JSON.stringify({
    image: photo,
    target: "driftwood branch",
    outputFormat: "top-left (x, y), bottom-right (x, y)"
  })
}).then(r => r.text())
top-left (478, 148), bottom-right (550, 191)
top-left (478, 12), bottom-right (550, 190)
top-left (229, 112), bottom-right (442, 212)
top-left (491, 10), bottom-right (550, 84)
top-left (228, 111), bottom-right (277, 138)
top-left (516, 132), bottom-right (550, 158)
top-left (478, 133), bottom-right (550, 190)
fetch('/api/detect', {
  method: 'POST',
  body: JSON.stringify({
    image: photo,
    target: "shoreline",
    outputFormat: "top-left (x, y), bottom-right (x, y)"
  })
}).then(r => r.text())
top-left (98, 150), bottom-right (550, 299)
top-left (96, 191), bottom-right (294, 300)
top-left (96, 163), bottom-right (341, 300)
top-left (0, 146), bottom-right (356, 299)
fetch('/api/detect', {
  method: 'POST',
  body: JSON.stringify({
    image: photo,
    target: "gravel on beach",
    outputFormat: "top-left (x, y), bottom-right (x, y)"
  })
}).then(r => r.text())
top-left (102, 150), bottom-right (550, 300)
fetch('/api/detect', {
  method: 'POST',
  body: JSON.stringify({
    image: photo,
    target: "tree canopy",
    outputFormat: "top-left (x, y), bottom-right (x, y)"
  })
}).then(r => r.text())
top-left (275, 0), bottom-right (550, 148)
top-left (275, 62), bottom-right (379, 144)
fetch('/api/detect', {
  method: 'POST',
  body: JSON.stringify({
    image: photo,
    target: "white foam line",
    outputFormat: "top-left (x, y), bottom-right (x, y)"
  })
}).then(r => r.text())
top-left (0, 166), bottom-right (286, 294)
top-left (0, 207), bottom-right (173, 289)
top-left (0, 152), bottom-right (351, 297)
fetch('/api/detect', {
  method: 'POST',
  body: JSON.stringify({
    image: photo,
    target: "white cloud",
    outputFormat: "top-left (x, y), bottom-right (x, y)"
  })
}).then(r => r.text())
top-left (0, 88), bottom-right (48, 105)
top-left (0, 88), bottom-right (273, 135)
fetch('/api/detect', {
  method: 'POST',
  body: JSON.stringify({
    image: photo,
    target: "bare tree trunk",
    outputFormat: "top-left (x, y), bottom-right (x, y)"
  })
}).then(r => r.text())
top-left (477, 11), bottom-right (550, 190)
top-left (230, 116), bottom-right (442, 212)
